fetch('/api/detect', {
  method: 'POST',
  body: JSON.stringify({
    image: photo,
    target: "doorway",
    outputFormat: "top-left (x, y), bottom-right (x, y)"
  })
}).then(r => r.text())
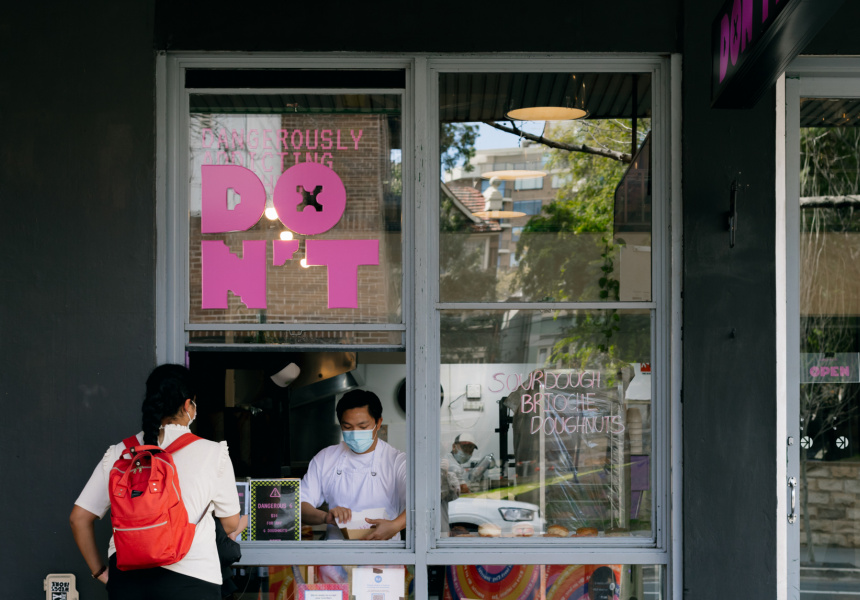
top-left (785, 60), bottom-right (860, 599)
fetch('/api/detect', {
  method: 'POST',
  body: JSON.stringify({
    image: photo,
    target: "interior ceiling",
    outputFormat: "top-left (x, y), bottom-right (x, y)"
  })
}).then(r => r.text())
top-left (439, 72), bottom-right (651, 122)
top-left (801, 98), bottom-right (860, 127)
top-left (190, 72), bottom-right (653, 122)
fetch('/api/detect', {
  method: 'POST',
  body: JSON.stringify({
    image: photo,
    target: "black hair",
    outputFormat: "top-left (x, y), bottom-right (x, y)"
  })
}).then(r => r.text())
top-left (141, 364), bottom-right (196, 445)
top-left (335, 389), bottom-right (382, 423)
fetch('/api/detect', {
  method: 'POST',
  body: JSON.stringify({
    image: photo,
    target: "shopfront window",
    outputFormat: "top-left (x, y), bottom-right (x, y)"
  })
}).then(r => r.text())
top-left (192, 350), bottom-right (407, 543)
top-left (439, 72), bottom-right (652, 304)
top-left (439, 310), bottom-right (652, 539)
top-left (438, 71), bottom-right (656, 543)
top-left (165, 56), bottom-right (672, 594)
top-left (187, 92), bottom-right (403, 327)
top-left (181, 74), bottom-right (409, 546)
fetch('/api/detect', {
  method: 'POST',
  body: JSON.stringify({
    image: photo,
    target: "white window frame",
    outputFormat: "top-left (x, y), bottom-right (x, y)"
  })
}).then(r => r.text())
top-left (156, 52), bottom-right (683, 600)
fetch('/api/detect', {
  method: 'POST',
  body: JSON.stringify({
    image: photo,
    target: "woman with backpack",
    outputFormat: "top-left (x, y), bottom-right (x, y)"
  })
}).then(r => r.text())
top-left (70, 364), bottom-right (241, 599)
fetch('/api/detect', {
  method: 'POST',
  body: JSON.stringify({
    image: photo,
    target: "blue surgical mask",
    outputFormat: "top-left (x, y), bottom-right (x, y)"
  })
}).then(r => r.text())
top-left (453, 449), bottom-right (471, 464)
top-left (343, 429), bottom-right (375, 453)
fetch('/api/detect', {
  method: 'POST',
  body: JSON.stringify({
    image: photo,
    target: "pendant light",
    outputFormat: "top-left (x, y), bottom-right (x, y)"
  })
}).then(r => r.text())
top-left (505, 75), bottom-right (588, 122)
top-left (473, 177), bottom-right (526, 220)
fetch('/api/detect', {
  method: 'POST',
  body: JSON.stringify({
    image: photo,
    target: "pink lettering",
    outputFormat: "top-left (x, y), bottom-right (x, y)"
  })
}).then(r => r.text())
top-left (202, 128), bottom-right (215, 148)
top-left (741, 0), bottom-right (753, 51)
top-left (272, 240), bottom-right (300, 266)
top-left (231, 130), bottom-right (245, 150)
top-left (521, 394), bottom-right (535, 414)
top-left (305, 239), bottom-right (380, 308)
top-left (720, 14), bottom-right (731, 82)
top-left (530, 416), bottom-right (542, 435)
top-left (336, 130), bottom-right (348, 150)
top-left (217, 128), bottom-right (230, 150)
top-left (488, 373), bottom-right (505, 393)
top-left (306, 130), bottom-right (319, 150)
top-left (291, 130), bottom-right (303, 149)
top-left (730, 0), bottom-right (742, 66)
top-left (321, 130), bottom-right (333, 150)
top-left (201, 165), bottom-right (266, 233)
top-left (273, 162), bottom-right (347, 235)
top-left (263, 130), bottom-right (274, 149)
top-left (841, 367), bottom-right (850, 377)
top-left (201, 240), bottom-right (267, 309)
top-left (262, 152), bottom-right (274, 172)
top-left (279, 129), bottom-right (289, 150)
top-left (351, 129), bottom-right (363, 149)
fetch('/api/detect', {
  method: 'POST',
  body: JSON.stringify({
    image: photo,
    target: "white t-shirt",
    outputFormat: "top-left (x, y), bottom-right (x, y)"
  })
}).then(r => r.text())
top-left (74, 424), bottom-right (240, 584)
top-left (302, 440), bottom-right (406, 522)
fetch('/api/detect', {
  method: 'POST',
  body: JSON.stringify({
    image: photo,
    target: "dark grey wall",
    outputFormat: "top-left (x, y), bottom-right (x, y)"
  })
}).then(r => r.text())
top-left (681, 2), bottom-right (777, 598)
top-left (0, 2), bottom-right (157, 598)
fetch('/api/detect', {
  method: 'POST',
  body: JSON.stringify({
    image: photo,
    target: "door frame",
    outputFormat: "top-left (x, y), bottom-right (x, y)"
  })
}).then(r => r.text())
top-left (780, 56), bottom-right (860, 600)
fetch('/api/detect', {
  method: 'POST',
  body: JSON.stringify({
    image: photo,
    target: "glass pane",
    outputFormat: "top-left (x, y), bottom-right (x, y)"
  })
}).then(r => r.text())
top-left (439, 310), bottom-right (652, 539)
top-left (428, 564), bottom-right (663, 600)
top-left (798, 98), bottom-right (860, 595)
top-left (439, 73), bottom-right (652, 303)
top-left (190, 350), bottom-right (408, 542)
top-left (227, 565), bottom-right (414, 600)
top-left (188, 93), bottom-right (403, 327)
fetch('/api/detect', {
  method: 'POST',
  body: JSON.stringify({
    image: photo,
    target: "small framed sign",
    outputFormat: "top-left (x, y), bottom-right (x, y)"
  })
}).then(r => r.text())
top-left (298, 583), bottom-right (349, 600)
top-left (249, 478), bottom-right (301, 541)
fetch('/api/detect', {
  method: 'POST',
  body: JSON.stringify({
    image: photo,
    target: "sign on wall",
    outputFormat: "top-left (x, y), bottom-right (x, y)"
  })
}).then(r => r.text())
top-left (711, 0), bottom-right (843, 108)
top-left (800, 353), bottom-right (860, 384)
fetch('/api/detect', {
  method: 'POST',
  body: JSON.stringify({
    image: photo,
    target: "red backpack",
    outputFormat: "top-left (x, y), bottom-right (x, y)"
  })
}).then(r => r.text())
top-left (109, 433), bottom-right (201, 570)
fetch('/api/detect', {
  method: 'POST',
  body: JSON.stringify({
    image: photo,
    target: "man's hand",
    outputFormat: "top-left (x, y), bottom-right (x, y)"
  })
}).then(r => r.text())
top-left (362, 517), bottom-right (400, 540)
top-left (326, 506), bottom-right (352, 526)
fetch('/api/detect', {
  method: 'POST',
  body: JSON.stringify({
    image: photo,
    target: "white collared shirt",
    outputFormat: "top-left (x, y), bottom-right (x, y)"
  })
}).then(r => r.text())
top-left (301, 440), bottom-right (406, 522)
top-left (75, 425), bottom-right (240, 584)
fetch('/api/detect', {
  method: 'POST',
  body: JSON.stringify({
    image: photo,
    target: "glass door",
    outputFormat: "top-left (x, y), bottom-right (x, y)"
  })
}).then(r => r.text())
top-left (787, 64), bottom-right (860, 599)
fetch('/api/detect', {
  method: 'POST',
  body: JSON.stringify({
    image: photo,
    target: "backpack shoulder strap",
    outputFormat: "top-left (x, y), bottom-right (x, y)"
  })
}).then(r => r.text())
top-left (122, 435), bottom-right (140, 450)
top-left (164, 433), bottom-right (202, 454)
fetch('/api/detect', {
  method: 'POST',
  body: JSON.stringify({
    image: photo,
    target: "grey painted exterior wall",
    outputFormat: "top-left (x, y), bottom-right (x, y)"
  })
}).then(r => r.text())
top-left (3, 1), bottom-right (859, 598)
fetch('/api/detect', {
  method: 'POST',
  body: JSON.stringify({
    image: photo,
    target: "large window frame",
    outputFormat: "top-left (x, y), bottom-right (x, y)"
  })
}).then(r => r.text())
top-left (157, 52), bottom-right (682, 599)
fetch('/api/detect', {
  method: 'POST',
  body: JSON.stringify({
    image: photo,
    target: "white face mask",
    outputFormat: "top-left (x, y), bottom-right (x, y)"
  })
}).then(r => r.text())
top-left (186, 400), bottom-right (197, 427)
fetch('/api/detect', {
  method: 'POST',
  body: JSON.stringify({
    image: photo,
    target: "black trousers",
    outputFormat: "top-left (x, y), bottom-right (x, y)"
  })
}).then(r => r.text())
top-left (106, 554), bottom-right (221, 600)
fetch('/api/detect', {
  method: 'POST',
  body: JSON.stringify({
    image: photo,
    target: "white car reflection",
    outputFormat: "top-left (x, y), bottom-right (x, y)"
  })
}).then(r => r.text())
top-left (447, 497), bottom-right (545, 536)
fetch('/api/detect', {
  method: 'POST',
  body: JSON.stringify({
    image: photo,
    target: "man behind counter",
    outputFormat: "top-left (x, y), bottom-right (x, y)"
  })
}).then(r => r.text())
top-left (301, 389), bottom-right (406, 540)
top-left (443, 433), bottom-right (478, 494)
